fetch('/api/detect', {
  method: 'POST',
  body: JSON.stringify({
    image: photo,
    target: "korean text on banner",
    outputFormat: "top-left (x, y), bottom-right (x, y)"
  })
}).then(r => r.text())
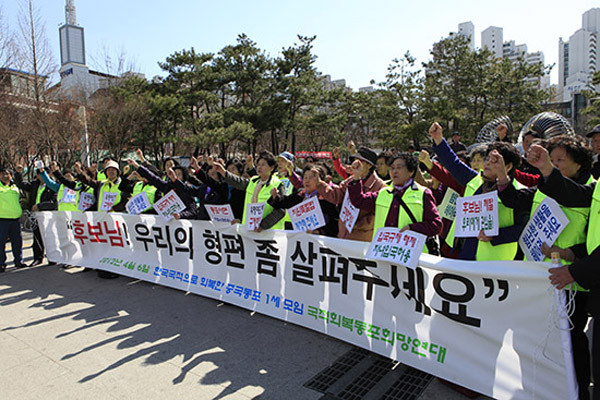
top-left (36, 211), bottom-right (575, 400)
top-left (519, 197), bottom-right (570, 262)
top-left (61, 188), bottom-right (77, 204)
top-left (126, 192), bottom-right (151, 215)
top-left (288, 197), bottom-right (326, 232)
top-left (340, 191), bottom-right (360, 233)
top-left (455, 191), bottom-right (499, 237)
top-left (246, 202), bottom-right (265, 231)
top-left (205, 204), bottom-right (235, 223)
top-left (153, 190), bottom-right (186, 221)
top-left (439, 188), bottom-right (459, 221)
top-left (78, 192), bottom-right (95, 211)
top-left (99, 192), bottom-right (118, 211)
top-left (367, 227), bottom-right (426, 269)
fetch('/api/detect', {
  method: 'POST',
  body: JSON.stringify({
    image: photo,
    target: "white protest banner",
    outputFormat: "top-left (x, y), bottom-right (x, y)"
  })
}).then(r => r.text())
top-left (455, 191), bottom-right (499, 237)
top-left (34, 160), bottom-right (45, 170)
top-left (61, 188), bottom-right (77, 204)
top-left (438, 188), bottom-right (460, 220)
top-left (245, 202), bottom-right (265, 231)
top-left (205, 204), bottom-right (235, 223)
top-left (99, 192), bottom-right (118, 211)
top-left (37, 211), bottom-right (575, 400)
top-left (519, 197), bottom-right (570, 262)
top-left (153, 190), bottom-right (185, 221)
top-left (340, 191), bottom-right (360, 233)
top-left (126, 192), bottom-right (151, 215)
top-left (78, 192), bottom-right (95, 211)
top-left (367, 228), bottom-right (426, 269)
top-left (288, 197), bottom-right (326, 232)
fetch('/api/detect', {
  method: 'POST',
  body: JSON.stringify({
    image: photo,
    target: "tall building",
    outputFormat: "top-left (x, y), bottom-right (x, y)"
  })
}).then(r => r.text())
top-left (55, 0), bottom-right (141, 100)
top-left (558, 8), bottom-right (600, 101)
top-left (458, 22), bottom-right (475, 50)
top-left (481, 26), bottom-right (503, 59)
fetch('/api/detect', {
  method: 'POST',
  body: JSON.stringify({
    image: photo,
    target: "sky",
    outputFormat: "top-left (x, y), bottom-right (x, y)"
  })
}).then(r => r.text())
top-left (2, 0), bottom-right (599, 89)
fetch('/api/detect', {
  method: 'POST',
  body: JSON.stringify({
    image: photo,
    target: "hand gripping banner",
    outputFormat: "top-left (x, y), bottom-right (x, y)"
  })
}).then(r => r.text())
top-left (37, 211), bottom-right (576, 400)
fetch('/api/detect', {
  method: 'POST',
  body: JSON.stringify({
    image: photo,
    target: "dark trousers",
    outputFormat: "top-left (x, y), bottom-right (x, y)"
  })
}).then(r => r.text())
top-left (572, 291), bottom-right (591, 399)
top-left (0, 219), bottom-right (23, 266)
top-left (32, 224), bottom-right (45, 261)
top-left (592, 318), bottom-right (600, 400)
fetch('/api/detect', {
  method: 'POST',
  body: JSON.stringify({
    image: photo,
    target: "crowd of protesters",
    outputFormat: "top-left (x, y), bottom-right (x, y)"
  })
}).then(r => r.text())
top-left (1, 116), bottom-right (600, 398)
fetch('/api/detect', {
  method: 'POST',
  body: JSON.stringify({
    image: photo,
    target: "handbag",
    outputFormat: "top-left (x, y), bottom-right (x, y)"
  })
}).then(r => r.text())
top-left (395, 194), bottom-right (440, 256)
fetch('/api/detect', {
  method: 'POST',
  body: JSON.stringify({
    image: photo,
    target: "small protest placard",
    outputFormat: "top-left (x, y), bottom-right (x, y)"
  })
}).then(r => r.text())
top-left (340, 191), bottom-right (360, 233)
top-left (61, 188), bottom-right (77, 204)
top-left (153, 190), bottom-right (186, 221)
top-left (367, 227), bottom-right (426, 269)
top-left (439, 188), bottom-right (460, 220)
top-left (288, 197), bottom-right (326, 232)
top-left (34, 160), bottom-right (45, 170)
top-left (246, 202), bottom-right (265, 231)
top-left (205, 204), bottom-right (235, 223)
top-left (78, 192), bottom-right (95, 211)
top-left (519, 197), bottom-right (569, 262)
top-left (126, 192), bottom-right (151, 215)
top-left (99, 192), bottom-right (118, 211)
top-left (455, 191), bottom-right (499, 237)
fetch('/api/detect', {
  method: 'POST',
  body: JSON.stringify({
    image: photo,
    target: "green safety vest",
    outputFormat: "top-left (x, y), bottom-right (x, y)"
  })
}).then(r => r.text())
top-left (243, 175), bottom-right (285, 230)
top-left (373, 182), bottom-right (429, 253)
top-left (77, 186), bottom-right (95, 211)
top-left (97, 171), bottom-right (107, 181)
top-left (35, 184), bottom-right (45, 205)
top-left (276, 172), bottom-right (293, 225)
top-left (98, 179), bottom-right (122, 211)
top-left (588, 182), bottom-right (600, 255)
top-left (531, 176), bottom-right (595, 291)
top-left (57, 184), bottom-right (79, 212)
top-left (0, 181), bottom-right (22, 219)
top-left (445, 174), bottom-right (520, 261)
top-left (132, 181), bottom-right (157, 211)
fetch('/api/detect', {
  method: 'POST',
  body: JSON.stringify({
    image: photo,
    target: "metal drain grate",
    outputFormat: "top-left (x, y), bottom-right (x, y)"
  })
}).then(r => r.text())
top-left (304, 347), bottom-right (434, 400)
top-left (304, 347), bottom-right (371, 393)
top-left (380, 367), bottom-right (434, 400)
top-left (337, 358), bottom-right (399, 400)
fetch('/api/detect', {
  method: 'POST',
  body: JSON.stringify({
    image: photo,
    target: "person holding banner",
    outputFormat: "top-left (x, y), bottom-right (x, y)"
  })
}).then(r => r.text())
top-left (0, 167), bottom-right (25, 272)
top-left (346, 153), bottom-right (442, 248)
top-left (191, 156), bottom-right (245, 220)
top-left (491, 135), bottom-right (595, 400)
top-left (429, 122), bottom-right (528, 261)
top-left (213, 151), bottom-right (286, 231)
top-left (527, 143), bottom-right (600, 400)
top-left (14, 165), bottom-right (57, 267)
top-left (49, 163), bottom-right (96, 212)
top-left (268, 164), bottom-right (339, 237)
top-left (75, 160), bottom-right (129, 213)
top-left (315, 147), bottom-right (387, 241)
top-left (127, 159), bottom-right (199, 220)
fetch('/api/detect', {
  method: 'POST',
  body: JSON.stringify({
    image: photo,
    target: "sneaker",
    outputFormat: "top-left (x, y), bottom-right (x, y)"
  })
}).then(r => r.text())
top-left (47, 261), bottom-right (57, 266)
top-left (14, 262), bottom-right (27, 269)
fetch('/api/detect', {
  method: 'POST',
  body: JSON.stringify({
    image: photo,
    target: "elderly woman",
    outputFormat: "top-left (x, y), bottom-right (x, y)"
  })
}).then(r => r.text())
top-left (491, 134), bottom-right (594, 400)
top-left (213, 151), bottom-right (286, 231)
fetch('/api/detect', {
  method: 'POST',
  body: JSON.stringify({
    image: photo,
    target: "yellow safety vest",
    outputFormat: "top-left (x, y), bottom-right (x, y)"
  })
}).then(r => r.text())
top-left (531, 176), bottom-right (595, 291)
top-left (373, 182), bottom-right (428, 253)
top-left (446, 174), bottom-right (520, 261)
top-left (35, 184), bottom-right (45, 205)
top-left (132, 181), bottom-right (157, 212)
top-left (588, 182), bottom-right (600, 255)
top-left (243, 175), bottom-right (285, 230)
top-left (0, 181), bottom-right (22, 219)
top-left (98, 179), bottom-right (122, 211)
top-left (57, 184), bottom-right (79, 212)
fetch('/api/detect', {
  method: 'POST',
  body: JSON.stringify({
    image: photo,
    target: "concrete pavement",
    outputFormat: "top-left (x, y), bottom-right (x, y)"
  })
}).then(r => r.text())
top-left (0, 232), bottom-right (473, 400)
